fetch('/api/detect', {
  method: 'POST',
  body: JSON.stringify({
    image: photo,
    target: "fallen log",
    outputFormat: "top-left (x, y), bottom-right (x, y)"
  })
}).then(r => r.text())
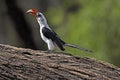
top-left (0, 44), bottom-right (120, 80)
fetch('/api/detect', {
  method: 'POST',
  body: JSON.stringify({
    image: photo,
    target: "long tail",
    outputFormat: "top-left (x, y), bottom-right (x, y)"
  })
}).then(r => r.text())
top-left (65, 43), bottom-right (93, 52)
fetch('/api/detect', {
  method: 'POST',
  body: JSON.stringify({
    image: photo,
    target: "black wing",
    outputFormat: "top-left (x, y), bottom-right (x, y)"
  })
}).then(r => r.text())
top-left (42, 27), bottom-right (65, 51)
top-left (50, 28), bottom-right (66, 45)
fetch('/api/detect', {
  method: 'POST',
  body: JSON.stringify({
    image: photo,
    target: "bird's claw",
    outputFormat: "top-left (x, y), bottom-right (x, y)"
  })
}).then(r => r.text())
top-left (41, 50), bottom-right (54, 53)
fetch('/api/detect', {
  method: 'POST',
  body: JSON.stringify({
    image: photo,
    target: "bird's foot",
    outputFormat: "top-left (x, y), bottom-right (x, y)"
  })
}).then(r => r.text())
top-left (41, 50), bottom-right (54, 53)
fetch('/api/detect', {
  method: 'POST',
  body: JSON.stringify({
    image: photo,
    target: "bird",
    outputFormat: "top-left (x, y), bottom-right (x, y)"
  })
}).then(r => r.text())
top-left (26, 9), bottom-right (93, 52)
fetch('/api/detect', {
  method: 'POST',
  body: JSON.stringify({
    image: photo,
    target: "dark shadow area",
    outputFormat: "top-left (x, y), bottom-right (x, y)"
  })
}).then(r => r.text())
top-left (5, 0), bottom-right (37, 49)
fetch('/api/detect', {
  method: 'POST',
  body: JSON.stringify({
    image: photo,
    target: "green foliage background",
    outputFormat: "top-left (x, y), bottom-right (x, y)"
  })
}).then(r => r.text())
top-left (46, 0), bottom-right (120, 67)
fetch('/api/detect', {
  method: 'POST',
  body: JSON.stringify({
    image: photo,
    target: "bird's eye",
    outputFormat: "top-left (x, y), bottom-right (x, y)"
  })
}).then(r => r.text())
top-left (38, 14), bottom-right (42, 17)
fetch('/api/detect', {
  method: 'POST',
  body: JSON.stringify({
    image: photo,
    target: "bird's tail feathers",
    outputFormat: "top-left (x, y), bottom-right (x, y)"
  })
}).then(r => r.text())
top-left (54, 39), bottom-right (65, 51)
top-left (65, 43), bottom-right (93, 52)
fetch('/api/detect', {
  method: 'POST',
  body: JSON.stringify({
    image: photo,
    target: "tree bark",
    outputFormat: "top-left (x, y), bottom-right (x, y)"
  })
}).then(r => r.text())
top-left (0, 44), bottom-right (120, 80)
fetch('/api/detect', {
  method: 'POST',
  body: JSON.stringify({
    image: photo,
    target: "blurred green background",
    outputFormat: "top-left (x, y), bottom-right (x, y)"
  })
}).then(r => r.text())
top-left (0, 0), bottom-right (120, 67)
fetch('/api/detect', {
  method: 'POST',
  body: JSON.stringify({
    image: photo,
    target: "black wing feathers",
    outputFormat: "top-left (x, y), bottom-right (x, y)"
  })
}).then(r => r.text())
top-left (42, 27), bottom-right (65, 51)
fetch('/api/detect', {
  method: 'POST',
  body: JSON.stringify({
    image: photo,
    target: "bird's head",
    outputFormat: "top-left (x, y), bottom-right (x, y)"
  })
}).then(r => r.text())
top-left (26, 9), bottom-right (47, 25)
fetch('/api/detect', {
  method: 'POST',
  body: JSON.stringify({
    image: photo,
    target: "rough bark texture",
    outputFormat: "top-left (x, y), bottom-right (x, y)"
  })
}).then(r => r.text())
top-left (0, 44), bottom-right (120, 80)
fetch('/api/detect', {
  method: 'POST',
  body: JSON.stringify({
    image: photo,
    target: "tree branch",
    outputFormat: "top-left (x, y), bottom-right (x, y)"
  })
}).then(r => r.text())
top-left (0, 44), bottom-right (120, 80)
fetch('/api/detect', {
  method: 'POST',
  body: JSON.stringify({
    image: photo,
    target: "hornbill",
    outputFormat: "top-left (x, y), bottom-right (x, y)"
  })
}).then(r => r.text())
top-left (26, 9), bottom-right (93, 52)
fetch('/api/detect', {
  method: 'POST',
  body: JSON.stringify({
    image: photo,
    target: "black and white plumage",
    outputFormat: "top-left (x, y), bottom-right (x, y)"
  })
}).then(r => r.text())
top-left (26, 9), bottom-right (93, 52)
